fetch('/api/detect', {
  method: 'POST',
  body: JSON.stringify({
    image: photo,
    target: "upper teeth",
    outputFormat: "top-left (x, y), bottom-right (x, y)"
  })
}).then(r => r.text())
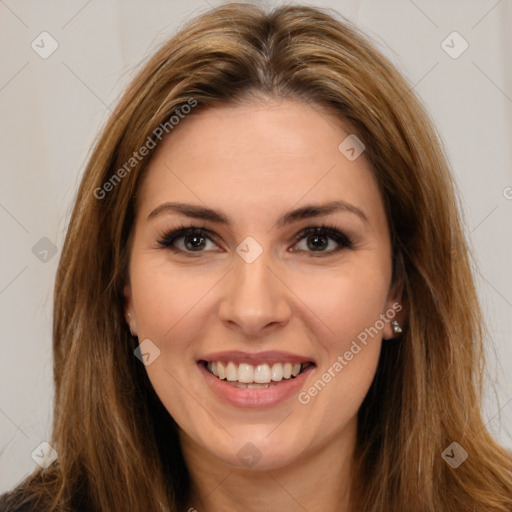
top-left (206, 361), bottom-right (304, 384)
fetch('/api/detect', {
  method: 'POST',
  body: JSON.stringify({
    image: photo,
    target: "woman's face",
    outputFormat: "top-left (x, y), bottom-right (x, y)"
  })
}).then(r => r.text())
top-left (125, 98), bottom-right (401, 471)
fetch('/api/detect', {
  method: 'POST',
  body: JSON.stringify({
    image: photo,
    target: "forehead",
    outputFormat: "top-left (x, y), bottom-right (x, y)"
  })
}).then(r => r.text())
top-left (137, 99), bottom-right (385, 228)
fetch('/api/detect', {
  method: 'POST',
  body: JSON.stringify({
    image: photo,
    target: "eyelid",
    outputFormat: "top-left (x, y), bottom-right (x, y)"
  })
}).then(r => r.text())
top-left (292, 225), bottom-right (352, 244)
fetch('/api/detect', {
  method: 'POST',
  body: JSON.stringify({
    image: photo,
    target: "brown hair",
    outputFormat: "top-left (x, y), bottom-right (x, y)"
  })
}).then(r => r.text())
top-left (2, 3), bottom-right (511, 511)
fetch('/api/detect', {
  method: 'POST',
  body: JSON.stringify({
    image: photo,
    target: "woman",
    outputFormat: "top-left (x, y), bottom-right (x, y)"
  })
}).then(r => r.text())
top-left (1, 3), bottom-right (511, 511)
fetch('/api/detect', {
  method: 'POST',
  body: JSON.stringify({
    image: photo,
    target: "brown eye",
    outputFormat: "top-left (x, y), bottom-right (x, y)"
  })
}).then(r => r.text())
top-left (305, 233), bottom-right (329, 251)
top-left (157, 227), bottom-right (220, 254)
top-left (292, 226), bottom-right (353, 255)
top-left (183, 232), bottom-right (207, 251)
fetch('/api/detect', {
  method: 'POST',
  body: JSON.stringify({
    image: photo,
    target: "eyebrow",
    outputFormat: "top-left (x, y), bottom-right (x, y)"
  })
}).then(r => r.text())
top-left (147, 200), bottom-right (369, 226)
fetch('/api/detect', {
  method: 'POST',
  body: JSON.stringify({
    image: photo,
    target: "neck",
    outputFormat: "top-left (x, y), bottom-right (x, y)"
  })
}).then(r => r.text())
top-left (180, 421), bottom-right (356, 512)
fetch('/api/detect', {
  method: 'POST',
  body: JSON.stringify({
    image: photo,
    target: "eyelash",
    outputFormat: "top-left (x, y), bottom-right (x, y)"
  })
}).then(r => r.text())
top-left (156, 223), bottom-right (354, 257)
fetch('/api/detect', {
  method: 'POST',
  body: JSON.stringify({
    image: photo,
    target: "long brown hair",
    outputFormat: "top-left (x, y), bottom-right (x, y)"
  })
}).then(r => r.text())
top-left (2, 3), bottom-right (511, 511)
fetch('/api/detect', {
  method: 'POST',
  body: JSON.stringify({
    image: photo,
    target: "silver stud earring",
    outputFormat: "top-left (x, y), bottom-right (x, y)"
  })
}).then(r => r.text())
top-left (391, 320), bottom-right (402, 334)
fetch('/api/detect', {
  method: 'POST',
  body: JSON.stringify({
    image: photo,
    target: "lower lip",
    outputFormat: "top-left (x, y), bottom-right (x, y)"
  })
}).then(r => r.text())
top-left (198, 362), bottom-right (314, 409)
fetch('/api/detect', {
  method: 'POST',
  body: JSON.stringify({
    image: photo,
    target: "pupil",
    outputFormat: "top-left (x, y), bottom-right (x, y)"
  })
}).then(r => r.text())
top-left (186, 235), bottom-right (205, 250)
top-left (308, 235), bottom-right (327, 251)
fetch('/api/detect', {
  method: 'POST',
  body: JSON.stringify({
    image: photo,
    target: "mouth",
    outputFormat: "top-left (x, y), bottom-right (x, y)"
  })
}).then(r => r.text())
top-left (197, 350), bottom-right (316, 408)
top-left (200, 360), bottom-right (315, 389)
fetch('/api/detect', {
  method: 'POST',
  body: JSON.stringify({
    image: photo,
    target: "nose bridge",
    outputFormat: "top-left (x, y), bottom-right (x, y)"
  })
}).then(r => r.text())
top-left (219, 245), bottom-right (291, 334)
top-left (235, 250), bottom-right (272, 297)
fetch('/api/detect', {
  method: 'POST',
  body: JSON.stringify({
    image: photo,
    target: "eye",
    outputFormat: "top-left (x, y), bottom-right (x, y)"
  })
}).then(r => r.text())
top-left (157, 226), bottom-right (220, 254)
top-left (156, 224), bottom-right (353, 257)
top-left (291, 225), bottom-right (353, 256)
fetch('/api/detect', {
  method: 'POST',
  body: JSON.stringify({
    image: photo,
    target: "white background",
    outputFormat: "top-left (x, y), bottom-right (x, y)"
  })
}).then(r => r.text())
top-left (1, 0), bottom-right (511, 493)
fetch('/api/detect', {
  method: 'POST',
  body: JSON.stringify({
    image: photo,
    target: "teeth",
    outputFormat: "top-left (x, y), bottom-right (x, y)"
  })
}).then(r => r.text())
top-left (238, 363), bottom-right (253, 383)
top-left (230, 381), bottom-right (272, 389)
top-left (271, 363), bottom-right (283, 381)
top-left (254, 364), bottom-right (271, 383)
top-left (217, 362), bottom-right (225, 380)
top-left (226, 361), bottom-right (237, 382)
top-left (207, 361), bottom-right (308, 384)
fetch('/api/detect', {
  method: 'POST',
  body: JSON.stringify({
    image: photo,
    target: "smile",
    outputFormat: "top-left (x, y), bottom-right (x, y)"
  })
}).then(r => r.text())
top-left (203, 361), bottom-right (314, 388)
top-left (197, 350), bottom-right (316, 408)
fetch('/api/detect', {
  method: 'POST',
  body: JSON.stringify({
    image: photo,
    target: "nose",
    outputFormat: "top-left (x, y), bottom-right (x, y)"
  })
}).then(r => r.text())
top-left (218, 250), bottom-right (292, 337)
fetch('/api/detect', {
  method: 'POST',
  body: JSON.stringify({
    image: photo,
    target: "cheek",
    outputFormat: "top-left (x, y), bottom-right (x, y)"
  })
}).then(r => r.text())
top-left (290, 267), bottom-right (387, 434)
top-left (129, 254), bottom-right (223, 341)
top-left (128, 257), bottom-right (219, 422)
top-left (289, 258), bottom-right (391, 349)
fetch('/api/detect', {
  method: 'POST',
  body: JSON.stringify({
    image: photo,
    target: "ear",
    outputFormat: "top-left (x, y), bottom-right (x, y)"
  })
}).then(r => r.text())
top-left (382, 281), bottom-right (407, 340)
top-left (123, 284), bottom-right (138, 337)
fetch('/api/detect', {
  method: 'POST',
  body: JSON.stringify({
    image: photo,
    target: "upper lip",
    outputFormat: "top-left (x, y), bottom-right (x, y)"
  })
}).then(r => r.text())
top-left (198, 350), bottom-right (315, 366)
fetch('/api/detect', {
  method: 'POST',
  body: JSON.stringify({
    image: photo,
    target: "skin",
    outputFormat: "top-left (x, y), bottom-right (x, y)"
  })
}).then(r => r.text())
top-left (124, 98), bottom-right (403, 511)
